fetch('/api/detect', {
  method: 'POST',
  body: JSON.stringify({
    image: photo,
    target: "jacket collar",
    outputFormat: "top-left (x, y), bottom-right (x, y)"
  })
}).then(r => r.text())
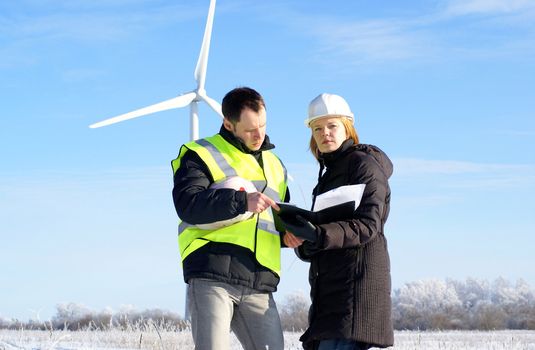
top-left (218, 125), bottom-right (275, 155)
top-left (318, 139), bottom-right (394, 179)
top-left (318, 138), bottom-right (355, 168)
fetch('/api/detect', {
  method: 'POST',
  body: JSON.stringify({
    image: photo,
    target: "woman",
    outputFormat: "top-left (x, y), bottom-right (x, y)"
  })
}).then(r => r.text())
top-left (281, 93), bottom-right (394, 350)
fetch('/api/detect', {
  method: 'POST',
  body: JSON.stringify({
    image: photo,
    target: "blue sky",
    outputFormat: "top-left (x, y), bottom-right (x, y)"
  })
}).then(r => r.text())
top-left (1, 0), bottom-right (534, 321)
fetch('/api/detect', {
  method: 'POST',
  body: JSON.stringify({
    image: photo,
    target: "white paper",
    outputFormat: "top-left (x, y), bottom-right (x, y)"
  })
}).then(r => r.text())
top-left (313, 184), bottom-right (366, 212)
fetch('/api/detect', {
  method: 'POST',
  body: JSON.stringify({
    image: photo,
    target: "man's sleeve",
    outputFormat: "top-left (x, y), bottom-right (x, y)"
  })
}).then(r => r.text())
top-left (172, 150), bottom-right (248, 224)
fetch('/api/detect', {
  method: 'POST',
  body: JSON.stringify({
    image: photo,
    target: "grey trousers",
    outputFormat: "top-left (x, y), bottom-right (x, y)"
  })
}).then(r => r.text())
top-left (188, 278), bottom-right (284, 350)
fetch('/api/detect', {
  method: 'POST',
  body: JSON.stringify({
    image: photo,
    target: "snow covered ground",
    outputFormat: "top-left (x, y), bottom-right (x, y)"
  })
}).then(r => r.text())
top-left (1, 330), bottom-right (535, 349)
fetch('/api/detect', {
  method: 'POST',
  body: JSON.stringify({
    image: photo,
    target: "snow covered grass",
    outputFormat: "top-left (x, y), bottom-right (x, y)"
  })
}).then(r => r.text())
top-left (1, 329), bottom-right (535, 349)
top-left (394, 330), bottom-right (535, 349)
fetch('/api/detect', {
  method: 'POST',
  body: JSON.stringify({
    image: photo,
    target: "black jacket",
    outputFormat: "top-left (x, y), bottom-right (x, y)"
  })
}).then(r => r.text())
top-left (172, 126), bottom-right (290, 292)
top-left (298, 139), bottom-right (394, 349)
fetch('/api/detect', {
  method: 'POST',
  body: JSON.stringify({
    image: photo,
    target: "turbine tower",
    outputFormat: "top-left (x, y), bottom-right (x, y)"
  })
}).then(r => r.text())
top-left (89, 0), bottom-right (222, 140)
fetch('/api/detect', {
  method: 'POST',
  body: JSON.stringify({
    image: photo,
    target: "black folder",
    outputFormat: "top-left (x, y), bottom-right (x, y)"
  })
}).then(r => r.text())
top-left (275, 200), bottom-right (355, 225)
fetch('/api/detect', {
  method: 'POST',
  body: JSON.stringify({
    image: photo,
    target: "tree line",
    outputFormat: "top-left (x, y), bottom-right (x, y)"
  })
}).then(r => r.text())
top-left (2, 277), bottom-right (534, 331)
top-left (391, 277), bottom-right (535, 330)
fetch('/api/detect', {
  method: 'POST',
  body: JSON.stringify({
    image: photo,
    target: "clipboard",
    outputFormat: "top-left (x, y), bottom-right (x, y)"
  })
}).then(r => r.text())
top-left (275, 200), bottom-right (356, 225)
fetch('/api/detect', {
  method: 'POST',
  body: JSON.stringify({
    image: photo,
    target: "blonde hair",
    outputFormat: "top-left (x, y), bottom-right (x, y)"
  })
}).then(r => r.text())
top-left (309, 116), bottom-right (359, 160)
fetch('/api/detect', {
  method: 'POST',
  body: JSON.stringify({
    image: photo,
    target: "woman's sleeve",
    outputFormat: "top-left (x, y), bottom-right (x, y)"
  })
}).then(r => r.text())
top-left (318, 154), bottom-right (388, 250)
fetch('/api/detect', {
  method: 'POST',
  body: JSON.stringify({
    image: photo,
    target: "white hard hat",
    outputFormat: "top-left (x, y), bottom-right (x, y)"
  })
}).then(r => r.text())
top-left (305, 93), bottom-right (354, 127)
top-left (196, 176), bottom-right (257, 230)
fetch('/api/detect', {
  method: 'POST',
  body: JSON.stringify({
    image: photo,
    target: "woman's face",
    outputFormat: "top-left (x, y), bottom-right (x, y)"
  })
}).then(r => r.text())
top-left (311, 117), bottom-right (348, 154)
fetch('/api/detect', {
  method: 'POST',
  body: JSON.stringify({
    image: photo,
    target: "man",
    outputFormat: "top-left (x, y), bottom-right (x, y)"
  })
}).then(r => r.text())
top-left (171, 87), bottom-right (299, 350)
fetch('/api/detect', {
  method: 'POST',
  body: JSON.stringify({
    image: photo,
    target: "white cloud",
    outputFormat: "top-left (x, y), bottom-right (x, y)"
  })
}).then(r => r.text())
top-left (392, 158), bottom-right (535, 190)
top-left (386, 158), bottom-right (535, 223)
top-left (284, 158), bottom-right (535, 193)
top-left (444, 0), bottom-right (535, 16)
top-left (0, 2), bottom-right (204, 70)
top-left (307, 19), bottom-right (430, 64)
top-left (491, 129), bottom-right (535, 137)
top-left (392, 193), bottom-right (462, 208)
top-left (0, 5), bottom-right (199, 42)
top-left (393, 158), bottom-right (531, 175)
top-left (61, 68), bottom-right (106, 83)
top-left (0, 166), bottom-right (170, 196)
top-left (261, 1), bottom-right (535, 66)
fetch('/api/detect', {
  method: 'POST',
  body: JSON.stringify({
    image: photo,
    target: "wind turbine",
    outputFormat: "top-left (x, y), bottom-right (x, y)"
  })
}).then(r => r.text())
top-left (89, 0), bottom-right (223, 140)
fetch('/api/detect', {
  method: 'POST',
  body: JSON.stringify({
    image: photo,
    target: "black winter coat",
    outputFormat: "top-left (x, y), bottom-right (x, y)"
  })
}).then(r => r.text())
top-left (172, 126), bottom-right (289, 292)
top-left (298, 139), bottom-right (394, 349)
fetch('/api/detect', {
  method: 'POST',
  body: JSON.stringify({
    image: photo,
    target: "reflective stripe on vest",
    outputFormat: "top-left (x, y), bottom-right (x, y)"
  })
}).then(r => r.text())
top-left (171, 134), bottom-right (288, 275)
top-left (178, 217), bottom-right (277, 236)
top-left (195, 139), bottom-right (238, 178)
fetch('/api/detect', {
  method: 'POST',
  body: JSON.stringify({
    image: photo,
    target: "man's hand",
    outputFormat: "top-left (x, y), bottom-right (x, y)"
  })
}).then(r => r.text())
top-left (247, 192), bottom-right (280, 213)
top-left (283, 231), bottom-right (304, 248)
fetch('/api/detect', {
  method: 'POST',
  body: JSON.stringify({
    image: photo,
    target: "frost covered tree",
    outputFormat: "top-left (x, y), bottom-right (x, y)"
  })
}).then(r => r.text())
top-left (49, 303), bottom-right (186, 331)
top-left (2, 277), bottom-right (533, 331)
top-left (393, 279), bottom-right (463, 330)
top-left (52, 302), bottom-right (94, 330)
top-left (392, 277), bottom-right (535, 330)
top-left (0, 316), bottom-right (14, 329)
top-left (278, 291), bottom-right (310, 332)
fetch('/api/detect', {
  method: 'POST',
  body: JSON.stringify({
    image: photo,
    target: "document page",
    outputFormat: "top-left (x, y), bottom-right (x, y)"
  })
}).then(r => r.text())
top-left (275, 184), bottom-right (366, 225)
top-left (313, 184), bottom-right (366, 212)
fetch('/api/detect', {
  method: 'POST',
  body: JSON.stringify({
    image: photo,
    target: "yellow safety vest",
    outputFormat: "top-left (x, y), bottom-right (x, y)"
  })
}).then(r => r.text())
top-left (171, 134), bottom-right (288, 276)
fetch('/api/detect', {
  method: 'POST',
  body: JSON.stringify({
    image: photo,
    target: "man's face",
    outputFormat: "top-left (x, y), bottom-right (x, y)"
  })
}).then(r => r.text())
top-left (224, 106), bottom-right (267, 151)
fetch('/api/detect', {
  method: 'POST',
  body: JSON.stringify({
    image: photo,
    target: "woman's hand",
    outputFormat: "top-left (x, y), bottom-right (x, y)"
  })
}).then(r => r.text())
top-left (280, 215), bottom-right (318, 242)
top-left (283, 231), bottom-right (304, 248)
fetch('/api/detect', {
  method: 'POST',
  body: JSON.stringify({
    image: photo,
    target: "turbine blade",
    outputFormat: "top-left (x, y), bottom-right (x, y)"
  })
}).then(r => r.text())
top-left (89, 92), bottom-right (196, 128)
top-left (194, 0), bottom-right (216, 90)
top-left (200, 94), bottom-right (224, 118)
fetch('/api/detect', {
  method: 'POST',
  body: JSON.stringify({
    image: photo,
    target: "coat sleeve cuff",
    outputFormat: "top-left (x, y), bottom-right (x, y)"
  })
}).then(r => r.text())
top-left (234, 190), bottom-right (248, 214)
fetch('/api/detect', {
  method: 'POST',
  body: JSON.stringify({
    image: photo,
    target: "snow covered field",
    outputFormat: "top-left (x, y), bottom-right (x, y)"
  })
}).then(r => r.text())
top-left (1, 329), bottom-right (535, 349)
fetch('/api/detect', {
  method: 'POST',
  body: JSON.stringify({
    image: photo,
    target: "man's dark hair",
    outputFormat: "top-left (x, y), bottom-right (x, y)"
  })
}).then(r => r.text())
top-left (222, 87), bottom-right (266, 124)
